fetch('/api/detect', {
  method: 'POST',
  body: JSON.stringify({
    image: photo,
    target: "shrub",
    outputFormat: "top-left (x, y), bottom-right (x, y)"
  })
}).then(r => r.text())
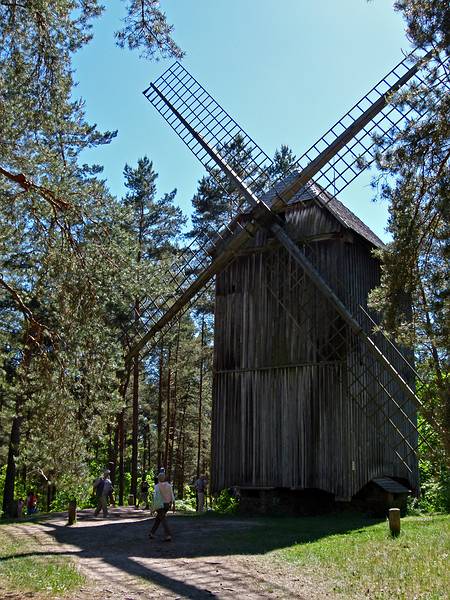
top-left (213, 489), bottom-right (238, 514)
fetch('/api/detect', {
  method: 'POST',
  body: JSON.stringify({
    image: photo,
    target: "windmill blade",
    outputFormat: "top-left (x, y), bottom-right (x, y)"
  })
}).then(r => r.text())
top-left (287, 50), bottom-right (448, 202)
top-left (128, 48), bottom-right (445, 359)
top-left (144, 61), bottom-right (273, 211)
top-left (145, 48), bottom-right (446, 213)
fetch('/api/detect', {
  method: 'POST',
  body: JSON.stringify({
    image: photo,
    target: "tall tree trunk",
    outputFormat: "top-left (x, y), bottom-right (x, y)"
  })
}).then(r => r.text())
top-left (148, 424), bottom-right (152, 474)
top-left (2, 414), bottom-right (22, 516)
top-left (175, 397), bottom-right (187, 499)
top-left (117, 366), bottom-right (131, 504)
top-left (2, 323), bottom-right (39, 517)
top-left (118, 409), bottom-right (125, 506)
top-left (164, 344), bottom-right (172, 471)
top-left (157, 338), bottom-right (164, 470)
top-left (197, 316), bottom-right (206, 478)
top-left (107, 423), bottom-right (114, 474)
top-left (142, 422), bottom-right (148, 475)
top-left (131, 301), bottom-right (140, 500)
top-left (168, 322), bottom-right (181, 481)
top-left (181, 433), bottom-right (186, 499)
top-left (130, 200), bottom-right (144, 495)
top-left (110, 417), bottom-right (120, 486)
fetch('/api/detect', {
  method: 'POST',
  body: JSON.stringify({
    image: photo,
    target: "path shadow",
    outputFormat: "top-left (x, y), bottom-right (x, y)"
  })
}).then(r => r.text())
top-left (1, 509), bottom-right (382, 598)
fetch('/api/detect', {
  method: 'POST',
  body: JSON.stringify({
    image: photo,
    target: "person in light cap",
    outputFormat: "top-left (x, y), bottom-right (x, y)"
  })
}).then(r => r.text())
top-left (149, 472), bottom-right (175, 541)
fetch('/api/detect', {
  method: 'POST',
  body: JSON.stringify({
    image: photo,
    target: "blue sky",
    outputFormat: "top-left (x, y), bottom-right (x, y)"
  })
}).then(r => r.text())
top-left (73, 1), bottom-right (411, 241)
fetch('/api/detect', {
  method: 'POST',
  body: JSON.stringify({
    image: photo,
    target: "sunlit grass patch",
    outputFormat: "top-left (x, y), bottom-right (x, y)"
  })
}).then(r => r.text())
top-left (0, 527), bottom-right (85, 596)
top-left (279, 515), bottom-right (449, 599)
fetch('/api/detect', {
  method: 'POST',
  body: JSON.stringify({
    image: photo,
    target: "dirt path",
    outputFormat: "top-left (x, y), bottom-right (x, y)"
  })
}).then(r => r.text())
top-left (2, 508), bottom-right (334, 599)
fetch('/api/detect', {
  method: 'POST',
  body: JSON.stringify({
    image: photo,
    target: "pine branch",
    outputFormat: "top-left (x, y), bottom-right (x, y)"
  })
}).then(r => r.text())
top-left (0, 166), bottom-right (70, 211)
top-left (0, 274), bottom-right (49, 349)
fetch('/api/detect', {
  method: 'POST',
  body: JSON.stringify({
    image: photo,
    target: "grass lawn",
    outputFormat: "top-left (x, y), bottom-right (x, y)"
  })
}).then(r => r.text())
top-left (218, 512), bottom-right (450, 599)
top-left (0, 511), bottom-right (447, 599)
top-left (0, 523), bottom-right (85, 597)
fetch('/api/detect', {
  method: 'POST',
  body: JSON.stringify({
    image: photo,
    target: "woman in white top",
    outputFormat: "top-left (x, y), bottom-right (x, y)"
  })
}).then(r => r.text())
top-left (149, 473), bottom-right (175, 541)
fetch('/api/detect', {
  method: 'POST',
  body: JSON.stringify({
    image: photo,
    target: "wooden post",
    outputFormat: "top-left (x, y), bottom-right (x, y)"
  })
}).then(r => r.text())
top-left (68, 499), bottom-right (77, 525)
top-left (388, 508), bottom-right (401, 536)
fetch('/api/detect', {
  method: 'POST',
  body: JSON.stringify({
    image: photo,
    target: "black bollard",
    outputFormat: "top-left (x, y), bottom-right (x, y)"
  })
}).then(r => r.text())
top-left (68, 499), bottom-right (77, 525)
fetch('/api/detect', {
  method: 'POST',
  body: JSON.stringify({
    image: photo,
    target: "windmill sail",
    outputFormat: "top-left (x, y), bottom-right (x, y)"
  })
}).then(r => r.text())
top-left (129, 48), bottom-right (446, 359)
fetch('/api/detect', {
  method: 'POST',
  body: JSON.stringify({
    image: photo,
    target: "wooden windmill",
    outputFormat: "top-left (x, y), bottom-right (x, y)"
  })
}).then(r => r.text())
top-left (126, 49), bottom-right (447, 511)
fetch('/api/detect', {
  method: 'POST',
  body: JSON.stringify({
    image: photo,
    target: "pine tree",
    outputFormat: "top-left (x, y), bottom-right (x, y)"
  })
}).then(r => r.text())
top-left (190, 141), bottom-right (297, 244)
top-left (122, 156), bottom-right (186, 500)
top-left (0, 1), bottom-right (182, 515)
top-left (369, 0), bottom-right (449, 459)
top-left (267, 144), bottom-right (298, 182)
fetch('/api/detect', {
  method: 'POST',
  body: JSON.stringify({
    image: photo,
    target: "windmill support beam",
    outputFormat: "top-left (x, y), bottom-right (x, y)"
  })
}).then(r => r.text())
top-left (269, 222), bottom-right (420, 409)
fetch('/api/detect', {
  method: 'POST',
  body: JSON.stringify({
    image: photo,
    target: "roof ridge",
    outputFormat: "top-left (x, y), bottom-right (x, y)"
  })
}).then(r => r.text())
top-left (279, 176), bottom-right (385, 248)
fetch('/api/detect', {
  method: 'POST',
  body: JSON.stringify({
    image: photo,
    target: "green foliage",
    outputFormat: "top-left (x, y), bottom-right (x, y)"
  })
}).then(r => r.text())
top-left (189, 140), bottom-right (297, 245)
top-left (122, 156), bottom-right (186, 260)
top-left (175, 485), bottom-right (197, 512)
top-left (0, 0), bottom-right (208, 521)
top-left (0, 465), bottom-right (6, 516)
top-left (50, 478), bottom-right (95, 512)
top-left (175, 499), bottom-right (196, 513)
top-left (0, 0), bottom-right (142, 515)
top-left (213, 489), bottom-right (239, 515)
top-left (0, 465), bottom-right (27, 518)
top-left (408, 415), bottom-right (450, 514)
top-left (115, 0), bottom-right (184, 60)
top-left (369, 0), bottom-right (449, 461)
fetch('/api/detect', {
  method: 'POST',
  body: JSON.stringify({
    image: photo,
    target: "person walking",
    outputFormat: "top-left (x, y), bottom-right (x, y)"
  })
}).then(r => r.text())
top-left (148, 473), bottom-right (175, 541)
top-left (153, 466), bottom-right (165, 485)
top-left (93, 469), bottom-right (113, 518)
top-left (195, 474), bottom-right (208, 512)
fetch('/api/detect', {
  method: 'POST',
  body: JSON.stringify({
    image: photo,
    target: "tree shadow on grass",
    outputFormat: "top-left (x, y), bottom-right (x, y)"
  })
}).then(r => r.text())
top-left (0, 509), bottom-right (383, 599)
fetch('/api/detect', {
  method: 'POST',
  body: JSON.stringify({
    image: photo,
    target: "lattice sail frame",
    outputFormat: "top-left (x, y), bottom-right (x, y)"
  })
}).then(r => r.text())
top-left (126, 49), bottom-right (447, 352)
top-left (129, 49), bottom-right (448, 471)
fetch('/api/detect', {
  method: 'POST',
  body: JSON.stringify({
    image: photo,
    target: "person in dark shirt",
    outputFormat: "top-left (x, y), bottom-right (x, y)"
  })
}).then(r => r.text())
top-left (137, 475), bottom-right (150, 509)
top-left (26, 490), bottom-right (38, 515)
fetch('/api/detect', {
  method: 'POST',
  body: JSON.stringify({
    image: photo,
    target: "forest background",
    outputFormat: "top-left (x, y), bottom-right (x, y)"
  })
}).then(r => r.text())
top-left (0, 0), bottom-right (448, 517)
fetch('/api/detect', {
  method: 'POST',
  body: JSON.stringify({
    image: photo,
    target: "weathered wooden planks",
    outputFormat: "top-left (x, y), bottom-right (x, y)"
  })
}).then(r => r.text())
top-left (211, 199), bottom-right (418, 498)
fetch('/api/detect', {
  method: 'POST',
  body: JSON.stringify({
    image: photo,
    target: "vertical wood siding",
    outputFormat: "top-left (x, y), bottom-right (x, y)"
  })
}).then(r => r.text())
top-left (212, 202), bottom-right (418, 496)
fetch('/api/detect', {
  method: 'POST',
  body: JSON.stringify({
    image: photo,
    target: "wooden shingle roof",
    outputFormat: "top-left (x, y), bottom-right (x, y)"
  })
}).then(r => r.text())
top-left (263, 171), bottom-right (385, 249)
top-left (372, 477), bottom-right (411, 494)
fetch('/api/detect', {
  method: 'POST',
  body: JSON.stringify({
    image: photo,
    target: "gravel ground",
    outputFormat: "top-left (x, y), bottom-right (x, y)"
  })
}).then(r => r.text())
top-left (1, 508), bottom-right (337, 599)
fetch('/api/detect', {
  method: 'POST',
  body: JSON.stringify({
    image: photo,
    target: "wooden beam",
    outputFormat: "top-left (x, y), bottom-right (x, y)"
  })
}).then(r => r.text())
top-left (268, 222), bottom-right (421, 409)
